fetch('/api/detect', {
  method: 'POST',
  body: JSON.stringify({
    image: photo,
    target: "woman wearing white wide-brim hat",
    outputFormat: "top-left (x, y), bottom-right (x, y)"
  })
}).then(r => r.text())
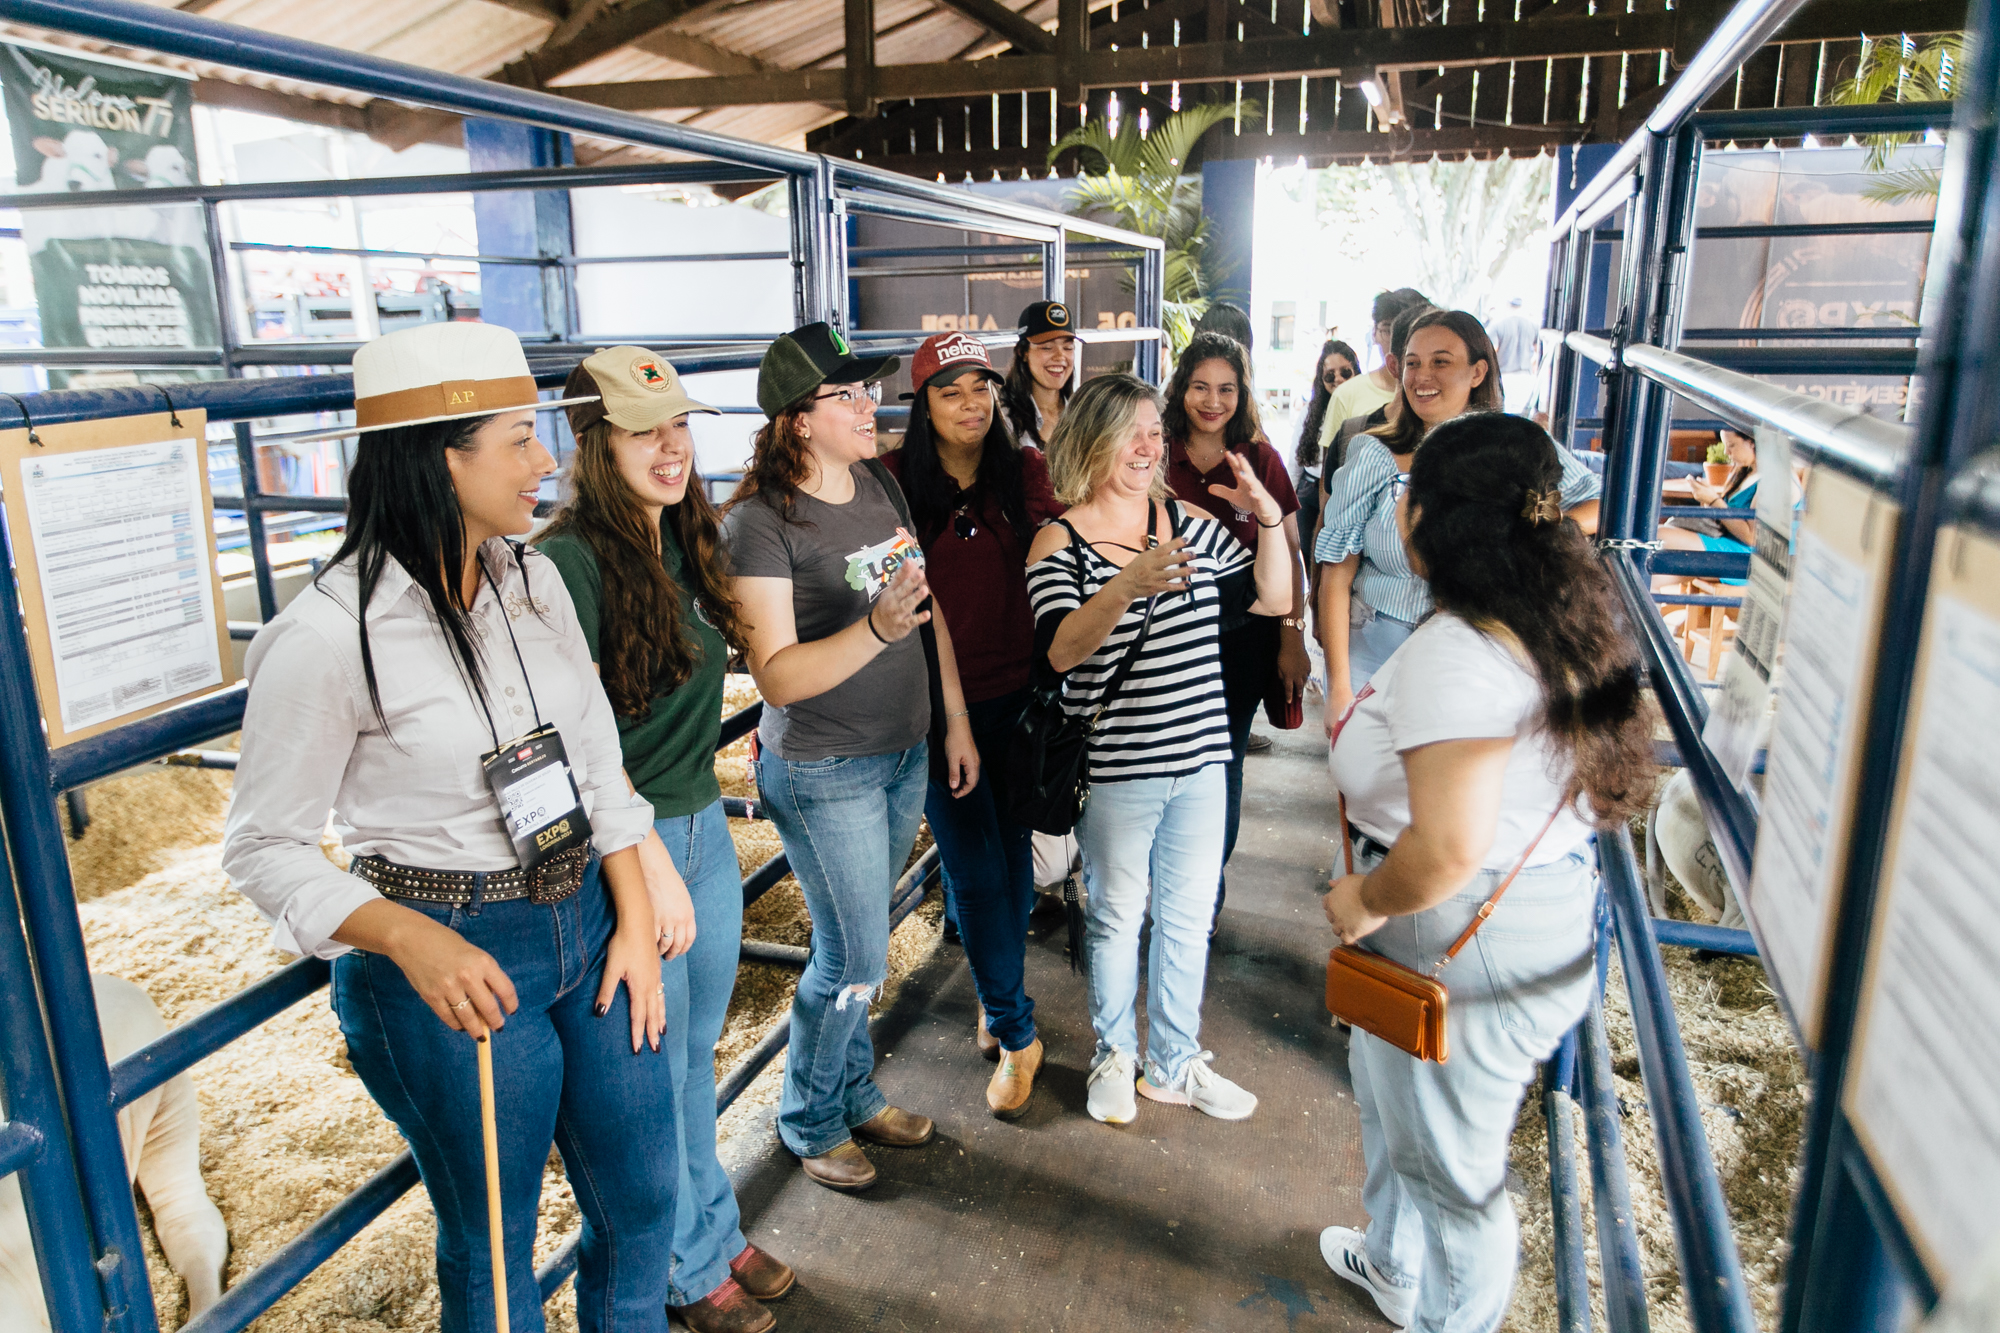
top-left (223, 321), bottom-right (684, 1333)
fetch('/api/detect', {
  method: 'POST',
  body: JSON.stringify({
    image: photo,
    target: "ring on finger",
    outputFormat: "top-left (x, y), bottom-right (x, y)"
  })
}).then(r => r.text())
top-left (450, 998), bottom-right (472, 1012)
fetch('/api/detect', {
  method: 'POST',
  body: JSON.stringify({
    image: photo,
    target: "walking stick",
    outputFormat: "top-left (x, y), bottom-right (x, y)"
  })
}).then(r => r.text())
top-left (478, 1033), bottom-right (510, 1333)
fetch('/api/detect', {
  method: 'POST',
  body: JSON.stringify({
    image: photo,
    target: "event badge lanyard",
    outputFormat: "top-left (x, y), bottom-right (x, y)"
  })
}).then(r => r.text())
top-left (470, 553), bottom-right (592, 874)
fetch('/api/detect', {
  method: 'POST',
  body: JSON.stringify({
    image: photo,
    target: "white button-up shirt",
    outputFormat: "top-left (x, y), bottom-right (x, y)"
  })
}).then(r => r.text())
top-left (222, 538), bottom-right (653, 960)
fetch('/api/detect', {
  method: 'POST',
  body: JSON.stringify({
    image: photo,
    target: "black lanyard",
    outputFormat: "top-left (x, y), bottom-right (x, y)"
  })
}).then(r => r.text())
top-left (464, 542), bottom-right (545, 750)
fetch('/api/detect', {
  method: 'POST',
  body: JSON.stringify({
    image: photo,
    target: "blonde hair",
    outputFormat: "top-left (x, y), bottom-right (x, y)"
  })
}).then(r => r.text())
top-left (1045, 373), bottom-right (1169, 506)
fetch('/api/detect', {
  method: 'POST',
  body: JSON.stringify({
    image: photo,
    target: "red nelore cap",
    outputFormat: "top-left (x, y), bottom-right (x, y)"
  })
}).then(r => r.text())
top-left (906, 331), bottom-right (1004, 395)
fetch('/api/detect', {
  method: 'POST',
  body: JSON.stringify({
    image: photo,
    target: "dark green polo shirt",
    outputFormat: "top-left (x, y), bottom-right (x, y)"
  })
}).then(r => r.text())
top-left (538, 523), bottom-right (726, 819)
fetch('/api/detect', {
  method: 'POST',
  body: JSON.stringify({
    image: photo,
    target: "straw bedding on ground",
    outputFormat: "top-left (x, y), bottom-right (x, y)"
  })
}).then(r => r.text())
top-left (62, 684), bottom-right (1796, 1332)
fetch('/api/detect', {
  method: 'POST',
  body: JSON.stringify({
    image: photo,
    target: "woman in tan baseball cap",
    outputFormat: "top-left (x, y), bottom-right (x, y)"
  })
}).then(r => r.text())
top-left (538, 347), bottom-right (792, 1333)
top-left (223, 321), bottom-right (687, 1332)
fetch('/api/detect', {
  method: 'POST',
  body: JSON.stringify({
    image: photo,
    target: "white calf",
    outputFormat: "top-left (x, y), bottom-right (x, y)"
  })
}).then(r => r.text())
top-left (0, 974), bottom-right (229, 1331)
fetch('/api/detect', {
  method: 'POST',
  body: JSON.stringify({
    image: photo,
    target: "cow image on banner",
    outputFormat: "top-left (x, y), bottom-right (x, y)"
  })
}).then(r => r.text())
top-left (0, 43), bottom-right (221, 390)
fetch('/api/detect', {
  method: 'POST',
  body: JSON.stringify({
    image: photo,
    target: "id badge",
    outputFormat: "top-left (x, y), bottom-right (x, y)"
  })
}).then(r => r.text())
top-left (480, 723), bottom-right (593, 903)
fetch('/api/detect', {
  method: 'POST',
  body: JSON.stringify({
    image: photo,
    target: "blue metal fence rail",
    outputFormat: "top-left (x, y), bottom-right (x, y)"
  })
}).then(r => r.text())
top-left (0, 2), bottom-right (1159, 1328)
top-left (1538, 5), bottom-right (1995, 1324)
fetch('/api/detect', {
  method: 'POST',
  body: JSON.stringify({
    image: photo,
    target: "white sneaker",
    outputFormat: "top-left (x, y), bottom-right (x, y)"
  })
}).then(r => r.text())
top-left (1136, 1051), bottom-right (1258, 1120)
top-left (1320, 1225), bottom-right (1416, 1327)
top-left (1086, 1050), bottom-right (1139, 1124)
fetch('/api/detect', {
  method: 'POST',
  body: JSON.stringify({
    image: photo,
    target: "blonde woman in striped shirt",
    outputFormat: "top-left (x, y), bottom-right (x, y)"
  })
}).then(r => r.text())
top-left (1024, 373), bottom-right (1292, 1127)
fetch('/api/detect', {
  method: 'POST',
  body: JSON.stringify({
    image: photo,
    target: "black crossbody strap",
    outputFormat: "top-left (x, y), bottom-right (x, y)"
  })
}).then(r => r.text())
top-left (1058, 503), bottom-right (1160, 726)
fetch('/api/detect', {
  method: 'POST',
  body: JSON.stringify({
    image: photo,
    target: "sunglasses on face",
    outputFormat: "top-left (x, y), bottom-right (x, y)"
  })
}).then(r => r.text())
top-left (813, 381), bottom-right (884, 407)
top-left (1323, 367), bottom-right (1354, 386)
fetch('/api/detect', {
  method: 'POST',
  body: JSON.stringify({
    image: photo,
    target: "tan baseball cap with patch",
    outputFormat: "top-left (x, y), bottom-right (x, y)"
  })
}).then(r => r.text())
top-left (565, 346), bottom-right (718, 435)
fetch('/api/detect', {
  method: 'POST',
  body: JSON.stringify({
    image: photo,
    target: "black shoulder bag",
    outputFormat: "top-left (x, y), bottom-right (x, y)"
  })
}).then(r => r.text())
top-left (861, 457), bottom-right (951, 783)
top-left (1006, 508), bottom-right (1159, 837)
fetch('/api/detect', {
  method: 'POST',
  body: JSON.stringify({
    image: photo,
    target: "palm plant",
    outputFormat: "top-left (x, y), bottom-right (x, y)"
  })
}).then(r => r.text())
top-left (1049, 99), bottom-right (1252, 354)
top-left (1831, 33), bottom-right (1963, 204)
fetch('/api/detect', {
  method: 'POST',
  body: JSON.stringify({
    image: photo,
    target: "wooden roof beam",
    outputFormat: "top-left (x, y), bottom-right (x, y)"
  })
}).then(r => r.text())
top-left (500, 0), bottom-right (739, 88)
top-left (931, 0), bottom-right (1056, 53)
top-left (548, 0), bottom-right (1964, 108)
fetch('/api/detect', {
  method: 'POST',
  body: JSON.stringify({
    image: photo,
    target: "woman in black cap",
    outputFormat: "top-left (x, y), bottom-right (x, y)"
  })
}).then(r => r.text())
top-left (999, 299), bottom-right (1078, 449)
top-left (723, 322), bottom-right (979, 1194)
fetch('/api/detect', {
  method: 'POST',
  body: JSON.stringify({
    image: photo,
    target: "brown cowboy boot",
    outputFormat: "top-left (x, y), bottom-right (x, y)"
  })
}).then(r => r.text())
top-left (796, 1139), bottom-right (876, 1192)
top-left (729, 1244), bottom-right (795, 1302)
top-left (668, 1276), bottom-right (774, 1333)
top-left (985, 1038), bottom-right (1044, 1120)
top-left (852, 1105), bottom-right (935, 1147)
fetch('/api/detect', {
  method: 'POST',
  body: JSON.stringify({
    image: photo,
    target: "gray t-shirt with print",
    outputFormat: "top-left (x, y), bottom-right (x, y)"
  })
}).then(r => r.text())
top-left (723, 463), bottom-right (931, 760)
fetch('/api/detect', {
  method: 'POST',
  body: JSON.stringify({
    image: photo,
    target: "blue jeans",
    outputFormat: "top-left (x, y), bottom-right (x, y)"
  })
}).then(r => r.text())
top-left (583, 800), bottom-right (747, 1307)
top-left (333, 878), bottom-right (678, 1333)
top-left (756, 742), bottom-right (929, 1157)
top-left (1345, 844), bottom-right (1598, 1333)
top-left (1349, 600), bottom-right (1419, 691)
top-left (925, 690), bottom-right (1038, 1051)
top-left (1074, 764), bottom-right (1228, 1086)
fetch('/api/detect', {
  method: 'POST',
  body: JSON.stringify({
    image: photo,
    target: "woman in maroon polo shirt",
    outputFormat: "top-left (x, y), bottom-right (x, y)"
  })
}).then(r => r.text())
top-left (1161, 331), bottom-right (1309, 925)
top-left (882, 332), bottom-right (1065, 1119)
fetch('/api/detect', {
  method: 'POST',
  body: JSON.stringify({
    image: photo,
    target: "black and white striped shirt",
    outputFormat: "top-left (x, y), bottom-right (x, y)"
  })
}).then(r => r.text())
top-left (1025, 501), bottom-right (1251, 783)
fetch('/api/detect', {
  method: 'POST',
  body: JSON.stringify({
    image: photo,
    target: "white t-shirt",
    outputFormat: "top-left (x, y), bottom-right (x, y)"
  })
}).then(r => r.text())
top-left (1328, 612), bottom-right (1595, 869)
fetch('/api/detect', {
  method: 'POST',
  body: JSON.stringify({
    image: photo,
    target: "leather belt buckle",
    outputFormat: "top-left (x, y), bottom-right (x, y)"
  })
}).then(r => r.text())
top-left (527, 845), bottom-right (589, 905)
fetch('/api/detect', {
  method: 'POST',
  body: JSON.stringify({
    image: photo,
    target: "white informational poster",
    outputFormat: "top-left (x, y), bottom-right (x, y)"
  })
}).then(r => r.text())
top-left (1848, 526), bottom-right (2000, 1290)
top-left (18, 436), bottom-right (224, 732)
top-left (0, 410), bottom-right (232, 748)
top-left (1744, 465), bottom-right (1895, 1045)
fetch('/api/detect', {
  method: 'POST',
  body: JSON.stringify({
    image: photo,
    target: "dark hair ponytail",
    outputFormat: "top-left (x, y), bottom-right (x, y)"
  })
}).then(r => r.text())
top-left (1404, 414), bottom-right (1656, 825)
top-left (316, 413), bottom-right (496, 736)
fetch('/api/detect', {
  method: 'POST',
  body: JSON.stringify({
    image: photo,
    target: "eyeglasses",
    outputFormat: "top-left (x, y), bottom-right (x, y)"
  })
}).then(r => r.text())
top-left (1389, 472), bottom-right (1412, 503)
top-left (813, 381), bottom-right (883, 407)
top-left (952, 506), bottom-right (979, 540)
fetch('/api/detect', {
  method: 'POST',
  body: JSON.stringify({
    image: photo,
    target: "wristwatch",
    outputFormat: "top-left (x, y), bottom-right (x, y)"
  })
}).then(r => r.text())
top-left (1279, 616), bottom-right (1308, 631)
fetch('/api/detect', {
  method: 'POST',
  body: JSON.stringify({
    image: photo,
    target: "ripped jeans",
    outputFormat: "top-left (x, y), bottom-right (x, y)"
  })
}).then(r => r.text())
top-left (756, 742), bottom-right (929, 1158)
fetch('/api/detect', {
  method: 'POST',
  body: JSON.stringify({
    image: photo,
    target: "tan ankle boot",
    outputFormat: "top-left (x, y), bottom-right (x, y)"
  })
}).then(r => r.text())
top-left (986, 1038), bottom-right (1044, 1120)
top-left (976, 1005), bottom-right (999, 1061)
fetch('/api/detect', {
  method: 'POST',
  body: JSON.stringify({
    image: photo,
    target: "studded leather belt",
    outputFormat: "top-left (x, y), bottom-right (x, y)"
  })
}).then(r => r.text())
top-left (352, 845), bottom-right (589, 906)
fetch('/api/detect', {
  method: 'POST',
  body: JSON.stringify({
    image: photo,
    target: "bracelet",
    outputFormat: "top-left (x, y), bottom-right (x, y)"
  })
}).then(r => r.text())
top-left (1256, 514), bottom-right (1284, 529)
top-left (947, 709), bottom-right (969, 719)
top-left (864, 609), bottom-right (889, 644)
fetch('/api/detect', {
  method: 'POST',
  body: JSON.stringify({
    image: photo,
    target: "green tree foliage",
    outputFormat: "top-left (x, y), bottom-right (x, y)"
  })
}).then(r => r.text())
top-left (1831, 33), bottom-right (1963, 204)
top-left (1315, 154), bottom-right (1554, 311)
top-left (1048, 99), bottom-right (1253, 354)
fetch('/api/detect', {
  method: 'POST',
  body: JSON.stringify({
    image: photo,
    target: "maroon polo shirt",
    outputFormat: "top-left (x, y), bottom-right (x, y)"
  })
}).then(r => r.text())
top-left (1166, 437), bottom-right (1300, 552)
top-left (881, 446), bottom-right (1065, 703)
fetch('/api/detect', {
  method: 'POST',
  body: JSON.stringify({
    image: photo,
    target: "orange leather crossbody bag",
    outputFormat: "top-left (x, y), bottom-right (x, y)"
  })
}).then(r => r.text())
top-left (1324, 685), bottom-right (1558, 1063)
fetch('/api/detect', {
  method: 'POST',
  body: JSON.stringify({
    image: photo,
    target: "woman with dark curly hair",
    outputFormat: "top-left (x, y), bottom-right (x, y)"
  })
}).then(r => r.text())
top-left (1318, 412), bottom-right (1654, 1333)
top-left (539, 347), bottom-right (792, 1333)
top-left (1293, 338), bottom-right (1359, 556)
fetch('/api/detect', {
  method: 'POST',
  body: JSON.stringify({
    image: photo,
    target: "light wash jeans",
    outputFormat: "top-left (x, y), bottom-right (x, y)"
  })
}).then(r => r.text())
top-left (1348, 597), bottom-right (1420, 691)
top-left (333, 874), bottom-right (677, 1333)
top-left (1074, 764), bottom-right (1227, 1087)
top-left (755, 743), bottom-right (929, 1157)
top-left (652, 801), bottom-right (749, 1306)
top-left (1345, 843), bottom-right (1598, 1333)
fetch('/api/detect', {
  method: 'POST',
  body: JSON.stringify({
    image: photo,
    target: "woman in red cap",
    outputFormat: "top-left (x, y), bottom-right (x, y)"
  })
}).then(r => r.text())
top-left (882, 331), bottom-right (1066, 1119)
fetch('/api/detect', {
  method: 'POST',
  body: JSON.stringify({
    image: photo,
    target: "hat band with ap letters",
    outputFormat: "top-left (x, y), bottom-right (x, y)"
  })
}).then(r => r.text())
top-left (355, 375), bottom-right (540, 431)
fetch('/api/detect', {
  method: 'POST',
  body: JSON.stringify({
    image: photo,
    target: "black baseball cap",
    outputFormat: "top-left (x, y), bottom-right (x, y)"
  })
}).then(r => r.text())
top-left (757, 322), bottom-right (900, 417)
top-left (1017, 300), bottom-right (1077, 341)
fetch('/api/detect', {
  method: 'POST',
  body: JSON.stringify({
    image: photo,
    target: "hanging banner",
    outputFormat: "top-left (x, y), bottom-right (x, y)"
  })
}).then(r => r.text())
top-left (0, 44), bottom-right (220, 386)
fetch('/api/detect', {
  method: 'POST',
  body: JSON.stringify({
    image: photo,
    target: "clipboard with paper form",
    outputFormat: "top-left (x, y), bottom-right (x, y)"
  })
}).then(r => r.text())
top-left (1741, 465), bottom-right (1898, 1048)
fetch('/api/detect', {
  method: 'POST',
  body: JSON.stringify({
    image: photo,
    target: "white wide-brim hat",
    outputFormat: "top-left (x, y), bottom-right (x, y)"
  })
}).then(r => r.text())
top-left (284, 322), bottom-right (597, 443)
